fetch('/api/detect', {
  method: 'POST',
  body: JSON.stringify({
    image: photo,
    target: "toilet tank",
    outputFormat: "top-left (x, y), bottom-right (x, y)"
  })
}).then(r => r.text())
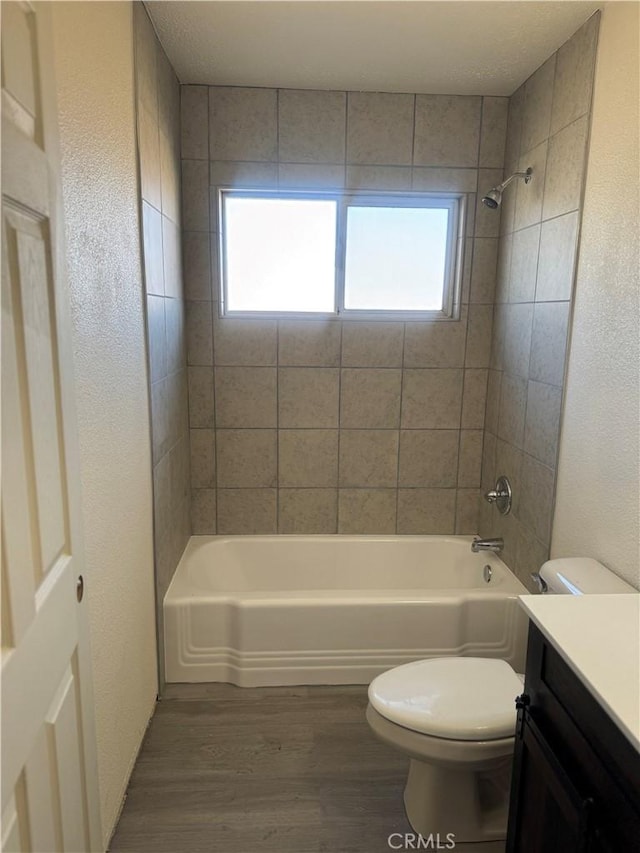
top-left (539, 558), bottom-right (635, 594)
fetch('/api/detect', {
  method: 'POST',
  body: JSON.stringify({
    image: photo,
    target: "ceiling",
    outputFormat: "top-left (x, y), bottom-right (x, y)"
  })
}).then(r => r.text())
top-left (146, 1), bottom-right (601, 96)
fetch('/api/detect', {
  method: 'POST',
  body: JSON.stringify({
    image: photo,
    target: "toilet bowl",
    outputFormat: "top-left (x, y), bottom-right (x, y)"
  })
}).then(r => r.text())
top-left (367, 657), bottom-right (522, 843)
top-left (366, 557), bottom-right (636, 845)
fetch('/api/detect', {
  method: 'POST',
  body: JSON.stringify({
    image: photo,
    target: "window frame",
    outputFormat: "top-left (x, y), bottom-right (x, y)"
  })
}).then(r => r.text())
top-left (217, 188), bottom-right (466, 322)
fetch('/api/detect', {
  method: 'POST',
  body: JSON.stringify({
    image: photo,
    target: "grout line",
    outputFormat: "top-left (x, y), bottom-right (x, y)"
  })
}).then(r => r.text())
top-left (395, 323), bottom-right (407, 534)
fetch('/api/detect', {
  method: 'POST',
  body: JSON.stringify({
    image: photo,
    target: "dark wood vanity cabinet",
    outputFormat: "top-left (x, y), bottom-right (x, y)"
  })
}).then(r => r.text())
top-left (506, 623), bottom-right (640, 853)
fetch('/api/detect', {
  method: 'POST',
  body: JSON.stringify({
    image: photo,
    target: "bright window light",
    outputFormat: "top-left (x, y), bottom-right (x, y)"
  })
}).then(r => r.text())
top-left (219, 191), bottom-right (462, 318)
top-left (223, 196), bottom-right (337, 313)
top-left (344, 206), bottom-right (450, 311)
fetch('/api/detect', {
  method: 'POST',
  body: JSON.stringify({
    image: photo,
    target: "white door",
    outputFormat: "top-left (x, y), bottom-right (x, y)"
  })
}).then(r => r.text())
top-left (1, 2), bottom-right (102, 851)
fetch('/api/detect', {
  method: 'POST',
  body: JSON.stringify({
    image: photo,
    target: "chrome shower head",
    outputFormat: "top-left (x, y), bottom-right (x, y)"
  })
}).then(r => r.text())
top-left (481, 167), bottom-right (533, 209)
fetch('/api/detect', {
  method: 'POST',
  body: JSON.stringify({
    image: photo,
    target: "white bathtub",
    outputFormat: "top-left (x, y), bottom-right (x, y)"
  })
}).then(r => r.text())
top-left (164, 535), bottom-right (529, 686)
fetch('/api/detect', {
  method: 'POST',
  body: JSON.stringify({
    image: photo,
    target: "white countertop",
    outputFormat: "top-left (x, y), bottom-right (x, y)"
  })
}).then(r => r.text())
top-left (519, 593), bottom-right (640, 752)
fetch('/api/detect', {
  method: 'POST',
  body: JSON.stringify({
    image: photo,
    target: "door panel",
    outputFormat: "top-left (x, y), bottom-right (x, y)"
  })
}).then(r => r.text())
top-left (1, 2), bottom-right (101, 850)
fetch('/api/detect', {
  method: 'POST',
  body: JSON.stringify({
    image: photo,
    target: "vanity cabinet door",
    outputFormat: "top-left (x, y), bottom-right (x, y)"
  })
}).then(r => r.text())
top-left (507, 624), bottom-right (640, 853)
top-left (507, 711), bottom-right (610, 853)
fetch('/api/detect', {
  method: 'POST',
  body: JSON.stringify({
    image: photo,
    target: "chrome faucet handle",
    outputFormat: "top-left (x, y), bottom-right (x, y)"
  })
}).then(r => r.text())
top-left (483, 475), bottom-right (512, 516)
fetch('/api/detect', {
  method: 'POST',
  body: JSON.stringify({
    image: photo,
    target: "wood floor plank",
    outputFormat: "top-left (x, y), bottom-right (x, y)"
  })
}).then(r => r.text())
top-left (109, 685), bottom-right (411, 852)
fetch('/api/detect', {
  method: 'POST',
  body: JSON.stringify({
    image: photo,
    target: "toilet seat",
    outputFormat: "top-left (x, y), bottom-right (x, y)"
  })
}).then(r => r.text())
top-left (369, 657), bottom-right (522, 741)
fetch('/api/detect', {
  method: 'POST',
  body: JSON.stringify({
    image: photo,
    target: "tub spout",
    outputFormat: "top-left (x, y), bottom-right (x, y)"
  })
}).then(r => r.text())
top-left (471, 537), bottom-right (504, 554)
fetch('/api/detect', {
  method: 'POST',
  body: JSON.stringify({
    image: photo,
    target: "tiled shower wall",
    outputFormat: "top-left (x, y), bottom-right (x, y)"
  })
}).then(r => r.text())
top-left (134, 4), bottom-right (190, 679)
top-left (181, 87), bottom-right (509, 534)
top-left (479, 14), bottom-right (599, 589)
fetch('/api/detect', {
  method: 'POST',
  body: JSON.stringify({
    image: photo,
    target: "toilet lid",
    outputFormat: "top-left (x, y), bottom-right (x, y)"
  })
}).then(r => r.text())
top-left (369, 657), bottom-right (522, 741)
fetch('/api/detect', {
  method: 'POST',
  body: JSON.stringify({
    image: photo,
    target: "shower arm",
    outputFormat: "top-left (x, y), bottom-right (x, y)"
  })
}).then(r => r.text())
top-left (497, 168), bottom-right (533, 192)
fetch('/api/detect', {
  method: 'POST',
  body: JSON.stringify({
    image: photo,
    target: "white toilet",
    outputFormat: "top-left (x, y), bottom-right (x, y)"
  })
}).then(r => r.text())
top-left (366, 558), bottom-right (635, 846)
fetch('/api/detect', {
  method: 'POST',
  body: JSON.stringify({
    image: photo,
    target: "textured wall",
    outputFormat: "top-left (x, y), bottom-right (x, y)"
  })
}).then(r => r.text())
top-left (552, 3), bottom-right (639, 589)
top-left (134, 3), bottom-right (190, 685)
top-left (181, 87), bottom-right (508, 535)
top-left (51, 2), bottom-right (157, 845)
top-left (479, 15), bottom-right (600, 590)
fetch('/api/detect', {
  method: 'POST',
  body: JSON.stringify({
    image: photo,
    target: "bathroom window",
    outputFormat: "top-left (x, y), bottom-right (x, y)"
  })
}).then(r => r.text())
top-left (218, 189), bottom-right (465, 320)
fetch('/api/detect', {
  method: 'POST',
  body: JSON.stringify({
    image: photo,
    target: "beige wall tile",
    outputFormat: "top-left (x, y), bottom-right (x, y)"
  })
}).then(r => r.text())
top-left (279, 489), bottom-right (338, 534)
top-left (457, 430), bottom-right (483, 487)
top-left (166, 368), bottom-right (189, 446)
top-left (495, 233), bottom-right (512, 304)
top-left (279, 430), bottom-right (339, 487)
top-left (210, 160), bottom-right (279, 190)
top-left (490, 303), bottom-right (506, 371)
top-left (461, 368), bottom-right (488, 429)
top-left (183, 232), bottom-right (212, 301)
top-left (278, 320), bottom-right (341, 366)
top-left (153, 453), bottom-right (171, 536)
top-left (338, 489), bottom-right (397, 534)
top-left (529, 301), bottom-right (570, 386)
top-left (509, 225), bottom-right (540, 303)
top-left (470, 239), bottom-right (498, 304)
top-left (347, 166), bottom-right (412, 191)
top-left (186, 301), bottom-right (213, 365)
top-left (521, 55), bottom-right (556, 153)
top-left (191, 488), bottom-right (216, 534)
top-left (181, 85), bottom-right (208, 160)
top-left (397, 489), bottom-right (456, 534)
top-left (479, 97), bottom-right (509, 168)
top-left (150, 377), bottom-right (170, 464)
top-left (503, 302), bottom-right (533, 378)
top-left (187, 366), bottom-right (214, 428)
top-left (347, 92), bottom-right (414, 165)
top-left (160, 128), bottom-right (180, 224)
top-left (504, 85), bottom-right (524, 176)
top-left (495, 439), bottom-right (523, 516)
top-left (209, 87), bottom-right (277, 161)
top-left (524, 380), bottom-right (562, 468)
top-left (519, 454), bottom-right (555, 545)
top-left (181, 159), bottom-right (209, 231)
top-left (342, 322), bottom-right (404, 367)
top-left (414, 95), bottom-right (481, 167)
top-left (465, 304), bottom-right (493, 368)
top-left (215, 366), bottom-right (277, 428)
top-left (542, 116), bottom-right (588, 220)
top-left (190, 429), bottom-right (215, 488)
top-left (340, 368), bottom-right (402, 429)
top-left (411, 167), bottom-right (477, 193)
top-left (138, 105), bottom-right (162, 210)
top-left (278, 163), bottom-right (345, 189)
top-left (497, 373), bottom-right (527, 448)
top-left (550, 14), bottom-right (599, 136)
top-left (455, 489), bottom-right (480, 534)
top-left (404, 312), bottom-right (467, 368)
top-left (157, 50), bottom-right (180, 147)
top-left (475, 169), bottom-right (503, 237)
top-left (481, 431), bottom-right (497, 493)
top-left (535, 211), bottom-right (578, 302)
top-left (217, 429), bottom-right (277, 487)
top-left (165, 296), bottom-right (185, 373)
top-left (401, 369), bottom-right (464, 428)
top-left (217, 489), bottom-right (277, 534)
top-left (484, 370), bottom-right (501, 435)
top-left (169, 434), bottom-right (190, 507)
top-left (142, 201), bottom-right (164, 295)
top-left (515, 524), bottom-right (549, 591)
top-left (278, 367), bottom-right (339, 428)
top-left (162, 216), bottom-right (182, 298)
top-left (398, 430), bottom-right (459, 487)
top-left (147, 294), bottom-right (166, 382)
top-left (134, 3), bottom-right (157, 118)
top-left (214, 316), bottom-right (277, 366)
top-left (339, 430), bottom-right (399, 488)
top-left (278, 89), bottom-right (346, 163)
top-left (514, 141), bottom-right (547, 230)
